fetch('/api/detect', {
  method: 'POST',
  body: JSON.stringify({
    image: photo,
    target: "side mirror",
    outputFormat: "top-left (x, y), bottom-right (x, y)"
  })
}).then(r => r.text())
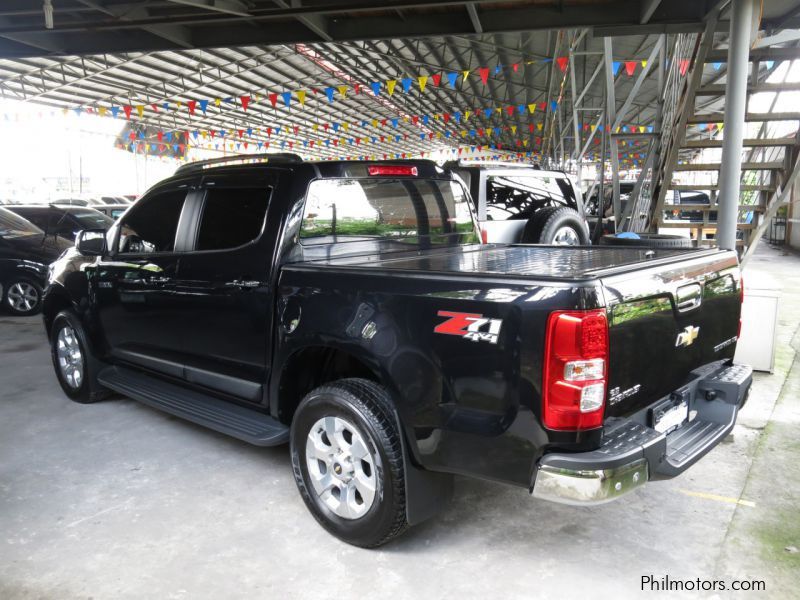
top-left (76, 229), bottom-right (107, 256)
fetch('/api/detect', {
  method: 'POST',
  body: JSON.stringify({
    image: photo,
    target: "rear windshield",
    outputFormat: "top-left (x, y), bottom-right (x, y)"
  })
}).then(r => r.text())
top-left (0, 207), bottom-right (43, 238)
top-left (70, 209), bottom-right (115, 230)
top-left (300, 178), bottom-right (478, 245)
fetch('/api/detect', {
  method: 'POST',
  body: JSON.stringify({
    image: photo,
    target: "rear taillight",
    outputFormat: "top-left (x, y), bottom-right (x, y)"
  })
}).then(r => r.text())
top-left (367, 165), bottom-right (418, 176)
top-left (480, 227), bottom-right (488, 244)
top-left (542, 309), bottom-right (609, 431)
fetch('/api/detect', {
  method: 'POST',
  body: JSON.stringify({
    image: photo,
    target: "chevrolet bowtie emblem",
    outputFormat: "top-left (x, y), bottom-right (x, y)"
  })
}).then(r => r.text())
top-left (676, 325), bottom-right (700, 348)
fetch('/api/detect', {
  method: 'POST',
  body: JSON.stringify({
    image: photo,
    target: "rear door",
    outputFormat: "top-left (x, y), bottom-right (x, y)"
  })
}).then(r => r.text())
top-left (602, 251), bottom-right (741, 418)
top-left (170, 171), bottom-right (277, 404)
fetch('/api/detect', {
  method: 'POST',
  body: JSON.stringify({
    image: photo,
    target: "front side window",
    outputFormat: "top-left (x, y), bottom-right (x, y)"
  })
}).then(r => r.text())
top-left (195, 187), bottom-right (270, 251)
top-left (485, 175), bottom-right (574, 221)
top-left (300, 178), bottom-right (478, 245)
top-left (117, 190), bottom-right (186, 254)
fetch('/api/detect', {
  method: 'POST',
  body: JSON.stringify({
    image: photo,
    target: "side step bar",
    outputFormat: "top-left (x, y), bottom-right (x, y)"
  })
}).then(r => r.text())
top-left (98, 366), bottom-right (289, 446)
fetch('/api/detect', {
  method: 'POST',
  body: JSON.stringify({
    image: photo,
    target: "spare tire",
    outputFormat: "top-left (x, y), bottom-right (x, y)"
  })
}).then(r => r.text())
top-left (599, 233), bottom-right (694, 248)
top-left (521, 207), bottom-right (590, 245)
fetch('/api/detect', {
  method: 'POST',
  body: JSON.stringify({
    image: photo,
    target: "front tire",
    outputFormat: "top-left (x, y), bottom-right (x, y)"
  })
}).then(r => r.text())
top-left (50, 310), bottom-right (109, 404)
top-left (290, 378), bottom-right (408, 547)
top-left (3, 277), bottom-right (43, 316)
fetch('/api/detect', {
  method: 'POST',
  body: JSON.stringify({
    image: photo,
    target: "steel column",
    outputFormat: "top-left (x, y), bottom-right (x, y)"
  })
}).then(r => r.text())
top-left (717, 0), bottom-right (756, 250)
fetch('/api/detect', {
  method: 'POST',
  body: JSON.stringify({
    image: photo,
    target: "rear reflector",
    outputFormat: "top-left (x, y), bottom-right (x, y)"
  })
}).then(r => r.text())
top-left (367, 165), bottom-right (418, 176)
top-left (542, 309), bottom-right (609, 431)
top-left (480, 228), bottom-right (488, 244)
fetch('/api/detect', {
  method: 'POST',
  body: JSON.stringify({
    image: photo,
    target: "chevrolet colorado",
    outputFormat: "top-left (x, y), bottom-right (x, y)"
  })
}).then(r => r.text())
top-left (43, 155), bottom-right (751, 547)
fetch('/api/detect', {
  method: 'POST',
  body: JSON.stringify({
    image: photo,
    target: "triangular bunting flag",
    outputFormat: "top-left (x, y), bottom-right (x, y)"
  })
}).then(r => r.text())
top-left (296, 90), bottom-right (306, 106)
top-left (479, 67), bottom-right (490, 85)
top-left (625, 61), bottom-right (636, 76)
top-left (418, 76), bottom-right (428, 92)
top-left (240, 95), bottom-right (250, 111)
top-left (387, 80), bottom-right (397, 96)
top-left (556, 56), bottom-right (569, 72)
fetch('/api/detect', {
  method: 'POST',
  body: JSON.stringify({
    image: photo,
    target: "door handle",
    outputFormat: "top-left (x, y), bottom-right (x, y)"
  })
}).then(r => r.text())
top-left (225, 279), bottom-right (262, 288)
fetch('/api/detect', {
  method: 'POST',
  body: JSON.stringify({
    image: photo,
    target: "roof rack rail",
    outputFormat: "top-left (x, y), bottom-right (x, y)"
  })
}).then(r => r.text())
top-left (175, 153), bottom-right (303, 175)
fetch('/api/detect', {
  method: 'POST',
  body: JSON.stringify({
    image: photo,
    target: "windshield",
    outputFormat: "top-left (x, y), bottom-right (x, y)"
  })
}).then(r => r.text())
top-left (0, 207), bottom-right (43, 239)
top-left (70, 209), bottom-right (114, 230)
top-left (300, 178), bottom-right (479, 246)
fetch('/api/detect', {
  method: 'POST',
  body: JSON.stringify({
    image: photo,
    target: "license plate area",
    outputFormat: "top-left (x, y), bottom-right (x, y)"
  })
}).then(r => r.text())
top-left (651, 395), bottom-right (690, 434)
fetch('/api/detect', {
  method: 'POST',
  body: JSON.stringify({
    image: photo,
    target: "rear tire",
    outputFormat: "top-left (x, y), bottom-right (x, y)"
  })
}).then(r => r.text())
top-left (599, 233), bottom-right (694, 248)
top-left (290, 378), bottom-right (408, 548)
top-left (521, 207), bottom-right (589, 245)
top-left (3, 277), bottom-right (43, 316)
top-left (50, 310), bottom-right (110, 404)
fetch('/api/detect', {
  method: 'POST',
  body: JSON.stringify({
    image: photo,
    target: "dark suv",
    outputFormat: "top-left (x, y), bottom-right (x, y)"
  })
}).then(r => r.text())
top-left (445, 161), bottom-right (589, 245)
top-left (8, 205), bottom-right (114, 243)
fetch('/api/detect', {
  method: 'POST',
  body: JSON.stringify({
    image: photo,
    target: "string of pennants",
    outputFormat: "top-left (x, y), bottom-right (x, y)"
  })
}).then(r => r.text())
top-left (37, 51), bottom-right (702, 122)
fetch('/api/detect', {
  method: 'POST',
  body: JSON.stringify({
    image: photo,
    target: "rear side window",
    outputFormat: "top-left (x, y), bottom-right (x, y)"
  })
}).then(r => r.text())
top-left (118, 190), bottom-right (186, 254)
top-left (300, 178), bottom-right (478, 245)
top-left (485, 175), bottom-right (575, 220)
top-left (195, 187), bottom-right (270, 251)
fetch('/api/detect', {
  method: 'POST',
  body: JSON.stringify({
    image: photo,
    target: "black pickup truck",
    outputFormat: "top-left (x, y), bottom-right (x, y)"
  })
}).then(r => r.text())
top-left (43, 155), bottom-right (751, 547)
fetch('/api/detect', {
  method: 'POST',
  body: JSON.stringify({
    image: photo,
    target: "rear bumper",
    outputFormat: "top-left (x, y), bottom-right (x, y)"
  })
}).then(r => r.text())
top-left (531, 361), bottom-right (752, 506)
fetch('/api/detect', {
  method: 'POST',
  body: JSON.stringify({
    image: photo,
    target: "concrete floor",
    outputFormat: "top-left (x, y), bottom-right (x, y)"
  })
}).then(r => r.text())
top-left (1, 244), bottom-right (798, 599)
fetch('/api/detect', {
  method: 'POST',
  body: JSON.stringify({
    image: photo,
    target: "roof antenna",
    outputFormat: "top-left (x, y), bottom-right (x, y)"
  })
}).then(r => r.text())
top-left (43, 0), bottom-right (54, 29)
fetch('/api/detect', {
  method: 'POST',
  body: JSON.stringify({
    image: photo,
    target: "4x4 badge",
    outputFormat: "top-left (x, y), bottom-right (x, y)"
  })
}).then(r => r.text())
top-left (434, 311), bottom-right (503, 345)
top-left (676, 325), bottom-right (700, 348)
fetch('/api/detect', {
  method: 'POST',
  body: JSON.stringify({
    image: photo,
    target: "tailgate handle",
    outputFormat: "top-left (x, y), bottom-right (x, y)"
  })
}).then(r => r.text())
top-left (676, 283), bottom-right (702, 312)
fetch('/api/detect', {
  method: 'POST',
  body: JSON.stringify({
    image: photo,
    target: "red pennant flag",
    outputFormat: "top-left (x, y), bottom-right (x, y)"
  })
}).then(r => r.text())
top-left (186, 101), bottom-right (196, 116)
top-left (443, 113), bottom-right (450, 123)
top-left (556, 56), bottom-right (569, 72)
top-left (478, 67), bottom-right (490, 85)
top-left (157, 131), bottom-right (164, 142)
top-left (679, 59), bottom-right (690, 76)
top-left (431, 73), bottom-right (441, 87)
top-left (528, 124), bottom-right (534, 133)
top-left (240, 95), bottom-right (251, 111)
top-left (123, 105), bottom-right (132, 119)
top-left (624, 61), bottom-right (637, 76)
top-left (538, 102), bottom-right (546, 111)
top-left (506, 105), bottom-right (514, 116)
top-left (513, 63), bottom-right (519, 72)
top-left (151, 103), bottom-right (159, 113)
top-left (381, 119), bottom-right (387, 126)
top-left (354, 84), bottom-right (361, 94)
top-left (268, 93), bottom-right (278, 107)
top-left (293, 126), bottom-right (299, 134)
top-left (238, 129), bottom-right (244, 138)
top-left (412, 115), bottom-right (419, 125)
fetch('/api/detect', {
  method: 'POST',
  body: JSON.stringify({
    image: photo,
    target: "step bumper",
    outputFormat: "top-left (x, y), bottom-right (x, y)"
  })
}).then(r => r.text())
top-left (531, 361), bottom-right (752, 506)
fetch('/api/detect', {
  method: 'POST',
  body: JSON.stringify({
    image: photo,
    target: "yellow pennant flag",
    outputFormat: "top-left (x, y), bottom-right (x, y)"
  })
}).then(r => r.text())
top-left (537, 123), bottom-right (543, 131)
top-left (312, 124), bottom-right (319, 131)
top-left (418, 76), bottom-right (428, 92)
top-left (462, 70), bottom-right (470, 82)
top-left (464, 111), bottom-right (471, 121)
top-left (639, 126), bottom-right (646, 133)
top-left (387, 80), bottom-right (397, 96)
top-left (523, 139), bottom-right (529, 147)
top-left (371, 119), bottom-right (378, 127)
top-left (511, 125), bottom-right (517, 134)
top-left (641, 60), bottom-right (648, 68)
top-left (201, 130), bottom-right (208, 139)
top-left (215, 98), bottom-right (222, 106)
top-left (136, 105), bottom-right (144, 118)
top-left (343, 122), bottom-right (349, 131)
top-left (338, 85), bottom-right (348, 98)
top-left (296, 90), bottom-right (306, 106)
top-left (436, 132), bottom-right (442, 139)
top-left (98, 106), bottom-right (107, 117)
top-left (433, 113), bottom-right (439, 120)
top-left (591, 124), bottom-right (597, 132)
top-left (461, 130), bottom-right (467, 137)
top-left (528, 103), bottom-right (536, 114)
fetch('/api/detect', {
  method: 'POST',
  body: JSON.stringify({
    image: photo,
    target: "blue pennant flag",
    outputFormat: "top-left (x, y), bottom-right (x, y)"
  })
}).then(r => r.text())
top-left (333, 122), bottom-right (339, 132)
top-left (712, 62), bottom-right (722, 71)
top-left (454, 111), bottom-right (461, 123)
top-left (199, 99), bottom-right (209, 114)
top-left (518, 104), bottom-right (525, 114)
top-left (165, 132), bottom-right (172, 142)
top-left (247, 127), bottom-right (253, 136)
top-left (401, 78), bottom-right (413, 93)
top-left (494, 65), bottom-right (502, 74)
top-left (110, 106), bottom-right (120, 118)
top-left (162, 102), bottom-right (169, 111)
top-left (325, 87), bottom-right (335, 103)
top-left (550, 101), bottom-right (558, 111)
top-left (281, 92), bottom-right (292, 107)
top-left (484, 108), bottom-right (493, 118)
top-left (420, 133), bottom-right (425, 140)
top-left (391, 118), bottom-right (398, 128)
top-left (447, 72), bottom-right (458, 87)
top-left (370, 82), bottom-right (381, 96)
top-left (422, 115), bottom-right (429, 125)
top-left (612, 61), bottom-right (622, 76)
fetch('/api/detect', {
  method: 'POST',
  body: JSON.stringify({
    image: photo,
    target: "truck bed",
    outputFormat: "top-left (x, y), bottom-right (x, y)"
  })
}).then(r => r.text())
top-left (295, 244), bottom-right (719, 281)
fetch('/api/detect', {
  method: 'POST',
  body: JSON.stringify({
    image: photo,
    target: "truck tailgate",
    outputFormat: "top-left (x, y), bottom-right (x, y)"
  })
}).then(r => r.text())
top-left (601, 250), bottom-right (741, 418)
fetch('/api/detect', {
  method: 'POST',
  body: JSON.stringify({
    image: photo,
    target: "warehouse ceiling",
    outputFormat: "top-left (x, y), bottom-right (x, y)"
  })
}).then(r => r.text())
top-left (0, 1), bottom-right (798, 161)
top-left (4, 0), bottom-right (798, 59)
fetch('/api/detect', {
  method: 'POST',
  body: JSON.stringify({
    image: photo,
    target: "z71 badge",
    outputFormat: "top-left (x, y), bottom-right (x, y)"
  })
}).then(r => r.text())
top-left (434, 311), bottom-right (503, 344)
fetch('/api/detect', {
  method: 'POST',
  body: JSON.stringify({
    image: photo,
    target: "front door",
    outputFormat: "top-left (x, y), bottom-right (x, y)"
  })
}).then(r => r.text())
top-left (93, 182), bottom-right (195, 377)
top-left (171, 171), bottom-right (278, 404)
